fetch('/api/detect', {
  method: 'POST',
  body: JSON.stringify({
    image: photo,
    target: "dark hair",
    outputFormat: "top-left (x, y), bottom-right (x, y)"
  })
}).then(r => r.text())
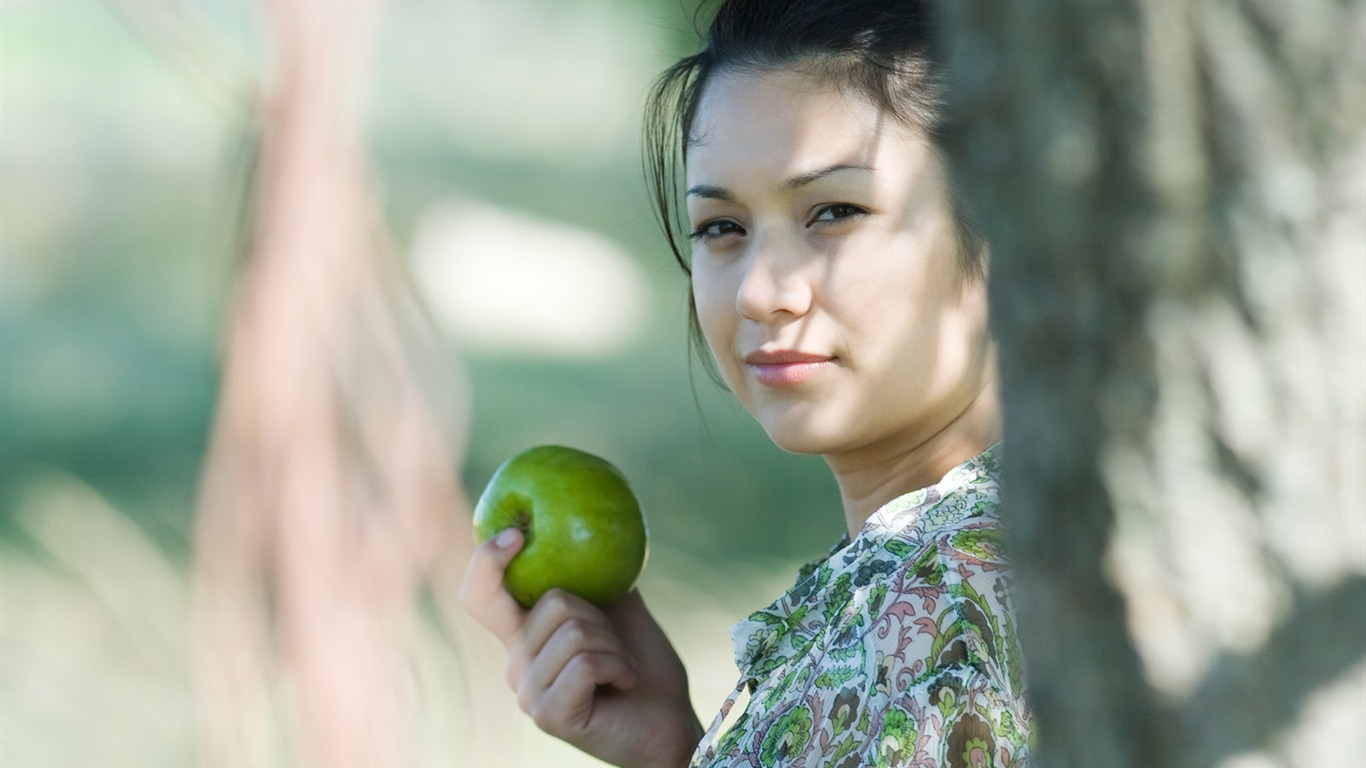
top-left (643, 0), bottom-right (986, 360)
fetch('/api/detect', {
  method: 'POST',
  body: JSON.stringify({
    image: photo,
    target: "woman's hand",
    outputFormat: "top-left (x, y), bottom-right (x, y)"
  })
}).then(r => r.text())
top-left (460, 529), bottom-right (704, 768)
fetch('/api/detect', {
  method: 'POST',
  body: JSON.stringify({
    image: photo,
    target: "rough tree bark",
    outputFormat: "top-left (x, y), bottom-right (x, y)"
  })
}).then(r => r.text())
top-left (941, 1), bottom-right (1366, 766)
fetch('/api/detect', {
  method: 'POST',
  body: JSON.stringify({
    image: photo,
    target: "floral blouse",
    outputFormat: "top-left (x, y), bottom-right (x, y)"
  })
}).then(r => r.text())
top-left (690, 446), bottom-right (1033, 767)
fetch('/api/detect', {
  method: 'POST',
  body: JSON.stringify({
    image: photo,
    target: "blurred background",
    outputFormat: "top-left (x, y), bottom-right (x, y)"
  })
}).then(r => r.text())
top-left (0, 0), bottom-right (846, 765)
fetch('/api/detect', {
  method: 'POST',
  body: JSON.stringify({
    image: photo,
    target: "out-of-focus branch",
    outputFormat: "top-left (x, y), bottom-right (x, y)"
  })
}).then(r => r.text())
top-left (191, 1), bottom-right (477, 767)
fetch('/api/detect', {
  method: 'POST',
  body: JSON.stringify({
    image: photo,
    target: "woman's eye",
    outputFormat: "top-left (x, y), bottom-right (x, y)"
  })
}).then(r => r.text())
top-left (811, 203), bottom-right (867, 224)
top-left (689, 219), bottom-right (746, 243)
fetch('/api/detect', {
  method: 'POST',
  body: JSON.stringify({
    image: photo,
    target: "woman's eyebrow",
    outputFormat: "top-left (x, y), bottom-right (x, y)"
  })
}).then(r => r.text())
top-left (686, 164), bottom-right (872, 200)
top-left (783, 163), bottom-right (872, 190)
top-left (686, 183), bottom-right (735, 200)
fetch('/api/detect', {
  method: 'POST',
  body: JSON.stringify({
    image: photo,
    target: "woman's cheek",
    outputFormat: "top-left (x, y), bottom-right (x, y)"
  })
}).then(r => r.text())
top-left (692, 261), bottom-right (732, 343)
top-left (692, 272), bottom-right (748, 395)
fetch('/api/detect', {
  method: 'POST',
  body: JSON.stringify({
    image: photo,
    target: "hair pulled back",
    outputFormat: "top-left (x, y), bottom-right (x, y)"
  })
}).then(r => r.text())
top-left (643, 0), bottom-right (985, 290)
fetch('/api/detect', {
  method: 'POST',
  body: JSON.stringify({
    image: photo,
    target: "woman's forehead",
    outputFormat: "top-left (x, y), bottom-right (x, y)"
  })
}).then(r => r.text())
top-left (685, 68), bottom-right (929, 186)
top-left (690, 67), bottom-right (875, 137)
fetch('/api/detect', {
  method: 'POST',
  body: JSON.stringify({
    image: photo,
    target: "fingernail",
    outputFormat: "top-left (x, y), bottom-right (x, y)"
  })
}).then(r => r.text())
top-left (494, 528), bottom-right (518, 548)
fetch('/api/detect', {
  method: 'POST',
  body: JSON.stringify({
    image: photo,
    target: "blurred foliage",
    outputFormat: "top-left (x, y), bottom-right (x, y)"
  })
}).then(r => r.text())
top-left (0, 0), bottom-right (844, 574)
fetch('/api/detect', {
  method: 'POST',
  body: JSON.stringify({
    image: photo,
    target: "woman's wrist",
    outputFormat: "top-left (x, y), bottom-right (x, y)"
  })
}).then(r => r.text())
top-left (635, 712), bottom-right (703, 768)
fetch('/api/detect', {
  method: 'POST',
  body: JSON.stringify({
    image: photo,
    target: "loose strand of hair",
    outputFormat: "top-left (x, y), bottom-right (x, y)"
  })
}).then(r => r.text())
top-left (643, 57), bottom-right (703, 276)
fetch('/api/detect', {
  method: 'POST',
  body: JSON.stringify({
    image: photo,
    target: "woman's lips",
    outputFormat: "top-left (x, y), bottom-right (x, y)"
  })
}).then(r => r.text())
top-left (742, 350), bottom-right (836, 387)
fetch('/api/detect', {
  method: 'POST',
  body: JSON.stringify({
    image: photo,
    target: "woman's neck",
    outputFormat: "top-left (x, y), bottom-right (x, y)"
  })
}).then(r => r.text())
top-left (826, 369), bottom-right (1002, 538)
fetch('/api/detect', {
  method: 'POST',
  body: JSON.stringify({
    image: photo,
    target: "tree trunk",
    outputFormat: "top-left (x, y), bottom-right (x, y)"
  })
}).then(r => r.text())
top-left (941, 1), bottom-right (1366, 766)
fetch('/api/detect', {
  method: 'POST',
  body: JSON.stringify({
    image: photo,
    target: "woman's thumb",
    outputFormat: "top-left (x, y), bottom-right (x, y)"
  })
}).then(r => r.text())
top-left (459, 527), bottom-right (527, 642)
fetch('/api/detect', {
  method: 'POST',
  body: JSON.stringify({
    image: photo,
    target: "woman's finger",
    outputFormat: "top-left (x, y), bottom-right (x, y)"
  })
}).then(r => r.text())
top-left (458, 528), bottom-right (528, 643)
top-left (506, 589), bottom-right (615, 689)
top-left (529, 651), bottom-right (639, 737)
top-left (515, 613), bottom-right (636, 707)
top-left (516, 589), bottom-right (614, 662)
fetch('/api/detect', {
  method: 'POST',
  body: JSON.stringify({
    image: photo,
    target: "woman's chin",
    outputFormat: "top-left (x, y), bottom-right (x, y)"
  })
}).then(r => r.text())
top-left (759, 420), bottom-right (843, 456)
top-left (740, 395), bottom-right (855, 456)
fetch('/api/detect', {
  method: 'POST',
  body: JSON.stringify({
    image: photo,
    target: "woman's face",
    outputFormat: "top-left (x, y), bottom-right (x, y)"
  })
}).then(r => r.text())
top-left (685, 67), bottom-right (995, 457)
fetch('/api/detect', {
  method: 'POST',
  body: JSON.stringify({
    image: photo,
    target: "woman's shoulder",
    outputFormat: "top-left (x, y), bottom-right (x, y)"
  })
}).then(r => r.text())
top-left (864, 513), bottom-right (1027, 705)
top-left (865, 442), bottom-right (1006, 548)
top-left (870, 466), bottom-right (1012, 589)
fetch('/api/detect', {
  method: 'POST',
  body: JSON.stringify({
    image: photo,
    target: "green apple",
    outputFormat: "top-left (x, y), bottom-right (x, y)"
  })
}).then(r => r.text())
top-left (473, 445), bottom-right (648, 609)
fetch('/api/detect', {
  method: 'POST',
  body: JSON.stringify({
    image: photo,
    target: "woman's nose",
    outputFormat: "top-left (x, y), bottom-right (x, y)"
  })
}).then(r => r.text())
top-left (735, 233), bottom-right (813, 321)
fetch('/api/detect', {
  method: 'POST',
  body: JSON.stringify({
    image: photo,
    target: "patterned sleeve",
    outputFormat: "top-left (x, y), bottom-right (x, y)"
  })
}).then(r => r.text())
top-left (865, 527), bottom-right (1033, 767)
top-left (868, 663), bottom-right (1032, 768)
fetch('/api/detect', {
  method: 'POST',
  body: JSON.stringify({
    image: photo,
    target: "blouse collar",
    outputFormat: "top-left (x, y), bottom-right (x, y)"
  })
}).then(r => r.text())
top-left (729, 443), bottom-right (1003, 681)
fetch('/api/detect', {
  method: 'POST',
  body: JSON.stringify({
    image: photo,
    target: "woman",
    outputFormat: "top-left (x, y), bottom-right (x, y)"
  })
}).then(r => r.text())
top-left (461, 1), bottom-right (1033, 765)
